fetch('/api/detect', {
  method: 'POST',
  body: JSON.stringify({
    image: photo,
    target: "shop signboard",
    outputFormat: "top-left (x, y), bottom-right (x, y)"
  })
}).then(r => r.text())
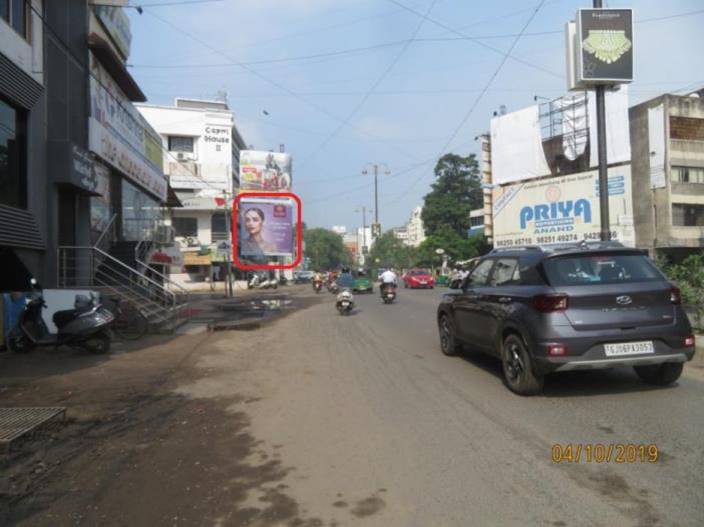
top-left (94, 5), bottom-right (132, 59)
top-left (88, 53), bottom-right (166, 201)
top-left (239, 150), bottom-right (292, 192)
top-left (492, 165), bottom-right (635, 248)
top-left (237, 198), bottom-right (293, 257)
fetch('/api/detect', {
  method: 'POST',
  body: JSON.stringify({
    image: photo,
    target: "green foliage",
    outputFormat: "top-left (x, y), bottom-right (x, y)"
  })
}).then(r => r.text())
top-left (413, 227), bottom-right (490, 268)
top-left (303, 228), bottom-right (352, 270)
top-left (421, 153), bottom-right (482, 237)
top-left (368, 230), bottom-right (413, 270)
top-left (659, 253), bottom-right (704, 329)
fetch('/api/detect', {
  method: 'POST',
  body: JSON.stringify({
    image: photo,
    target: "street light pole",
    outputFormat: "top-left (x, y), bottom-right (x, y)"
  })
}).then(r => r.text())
top-left (593, 0), bottom-right (611, 242)
top-left (223, 191), bottom-right (234, 298)
top-left (362, 163), bottom-right (390, 235)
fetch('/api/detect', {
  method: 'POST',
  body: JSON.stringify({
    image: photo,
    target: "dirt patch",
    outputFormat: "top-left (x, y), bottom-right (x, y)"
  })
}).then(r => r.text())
top-left (350, 493), bottom-right (386, 518)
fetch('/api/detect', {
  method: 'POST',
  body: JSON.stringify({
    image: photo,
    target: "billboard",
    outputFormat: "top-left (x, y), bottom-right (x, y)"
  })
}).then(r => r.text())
top-left (492, 165), bottom-right (634, 248)
top-left (239, 151), bottom-right (292, 192)
top-left (577, 9), bottom-right (633, 84)
top-left (237, 198), bottom-right (294, 257)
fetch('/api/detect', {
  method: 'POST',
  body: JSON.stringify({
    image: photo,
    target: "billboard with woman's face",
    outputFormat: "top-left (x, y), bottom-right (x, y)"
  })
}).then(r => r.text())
top-left (238, 198), bottom-right (294, 257)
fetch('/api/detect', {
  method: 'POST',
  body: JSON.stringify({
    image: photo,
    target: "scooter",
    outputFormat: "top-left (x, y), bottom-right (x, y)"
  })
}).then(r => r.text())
top-left (248, 273), bottom-right (278, 290)
top-left (312, 280), bottom-right (323, 294)
top-left (328, 282), bottom-right (340, 294)
top-left (381, 284), bottom-right (397, 304)
top-left (6, 281), bottom-right (114, 354)
top-left (336, 290), bottom-right (354, 315)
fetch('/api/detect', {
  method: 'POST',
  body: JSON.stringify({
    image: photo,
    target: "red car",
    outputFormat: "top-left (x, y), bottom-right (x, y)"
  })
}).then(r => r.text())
top-left (403, 269), bottom-right (435, 289)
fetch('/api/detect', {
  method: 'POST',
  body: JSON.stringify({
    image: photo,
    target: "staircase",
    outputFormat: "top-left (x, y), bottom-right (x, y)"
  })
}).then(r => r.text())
top-left (57, 216), bottom-right (189, 333)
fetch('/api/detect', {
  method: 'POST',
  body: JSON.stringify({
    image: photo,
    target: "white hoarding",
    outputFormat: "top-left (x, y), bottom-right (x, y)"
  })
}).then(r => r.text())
top-left (492, 165), bottom-right (634, 248)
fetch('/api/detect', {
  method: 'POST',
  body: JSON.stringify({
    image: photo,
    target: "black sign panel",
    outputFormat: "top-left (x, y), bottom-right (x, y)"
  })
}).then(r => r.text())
top-left (578, 9), bottom-right (633, 83)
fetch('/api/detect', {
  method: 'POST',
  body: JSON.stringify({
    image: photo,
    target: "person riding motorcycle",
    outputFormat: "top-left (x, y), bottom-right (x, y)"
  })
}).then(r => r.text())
top-left (312, 271), bottom-right (324, 292)
top-left (379, 268), bottom-right (398, 298)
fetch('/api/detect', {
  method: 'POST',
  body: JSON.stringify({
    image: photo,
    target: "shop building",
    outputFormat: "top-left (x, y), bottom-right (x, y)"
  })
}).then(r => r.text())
top-left (629, 88), bottom-right (704, 261)
top-left (1, 1), bottom-right (46, 290)
top-left (136, 98), bottom-right (247, 287)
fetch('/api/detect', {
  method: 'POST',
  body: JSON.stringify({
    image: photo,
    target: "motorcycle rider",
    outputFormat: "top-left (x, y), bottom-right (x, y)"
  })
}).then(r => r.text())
top-left (379, 267), bottom-right (398, 298)
top-left (312, 270), bottom-right (324, 292)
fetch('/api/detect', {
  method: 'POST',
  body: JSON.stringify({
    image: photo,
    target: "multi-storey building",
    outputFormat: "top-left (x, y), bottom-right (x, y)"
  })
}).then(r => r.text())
top-left (405, 206), bottom-right (426, 247)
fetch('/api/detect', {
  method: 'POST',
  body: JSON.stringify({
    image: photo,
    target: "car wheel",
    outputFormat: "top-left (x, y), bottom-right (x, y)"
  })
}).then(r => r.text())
top-left (438, 315), bottom-right (462, 356)
top-left (634, 362), bottom-right (683, 386)
top-left (501, 334), bottom-right (544, 396)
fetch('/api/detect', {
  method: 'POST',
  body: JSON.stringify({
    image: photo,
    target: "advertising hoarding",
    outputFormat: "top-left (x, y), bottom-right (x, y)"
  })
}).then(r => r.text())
top-left (492, 165), bottom-right (634, 248)
top-left (94, 5), bottom-right (132, 59)
top-left (577, 9), bottom-right (633, 84)
top-left (237, 198), bottom-right (294, 257)
top-left (239, 151), bottom-right (292, 192)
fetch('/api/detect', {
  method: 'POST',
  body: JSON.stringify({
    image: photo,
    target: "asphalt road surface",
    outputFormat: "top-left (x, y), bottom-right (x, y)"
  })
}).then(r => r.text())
top-left (177, 287), bottom-right (704, 527)
top-left (5, 286), bottom-right (703, 526)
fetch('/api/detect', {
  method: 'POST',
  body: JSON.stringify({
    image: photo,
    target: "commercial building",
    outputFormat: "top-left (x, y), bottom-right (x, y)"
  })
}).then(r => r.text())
top-left (392, 226), bottom-right (408, 244)
top-left (405, 206), bottom-right (426, 247)
top-left (629, 89), bottom-right (704, 260)
top-left (137, 98), bottom-right (247, 287)
top-left (468, 209), bottom-right (484, 236)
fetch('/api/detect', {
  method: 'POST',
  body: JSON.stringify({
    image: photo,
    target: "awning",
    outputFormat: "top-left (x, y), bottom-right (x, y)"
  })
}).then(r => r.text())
top-left (166, 185), bottom-right (183, 208)
top-left (0, 248), bottom-right (34, 292)
top-left (88, 33), bottom-right (146, 102)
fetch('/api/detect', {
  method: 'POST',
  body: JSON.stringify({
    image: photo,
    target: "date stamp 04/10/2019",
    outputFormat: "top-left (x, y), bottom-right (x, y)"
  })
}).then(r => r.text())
top-left (551, 443), bottom-right (659, 464)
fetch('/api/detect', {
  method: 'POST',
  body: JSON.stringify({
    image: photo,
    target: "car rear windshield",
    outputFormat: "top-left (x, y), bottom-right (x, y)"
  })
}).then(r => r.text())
top-left (542, 253), bottom-right (663, 286)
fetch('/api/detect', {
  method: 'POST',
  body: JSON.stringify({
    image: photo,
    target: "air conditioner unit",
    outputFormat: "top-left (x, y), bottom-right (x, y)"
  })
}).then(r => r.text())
top-left (176, 152), bottom-right (187, 161)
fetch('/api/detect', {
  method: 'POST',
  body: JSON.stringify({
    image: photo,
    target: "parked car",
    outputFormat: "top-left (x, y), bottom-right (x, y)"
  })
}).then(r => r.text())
top-left (403, 269), bottom-right (435, 289)
top-left (436, 242), bottom-right (696, 395)
top-left (294, 270), bottom-right (316, 284)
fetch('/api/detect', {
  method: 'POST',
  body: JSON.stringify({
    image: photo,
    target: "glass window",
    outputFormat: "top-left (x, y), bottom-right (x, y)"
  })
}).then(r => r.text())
top-left (0, 98), bottom-right (25, 209)
top-left (11, 0), bottom-right (26, 38)
top-left (211, 212), bottom-right (228, 241)
top-left (466, 259), bottom-right (494, 287)
top-left (121, 179), bottom-right (161, 241)
top-left (1, 1), bottom-right (8, 23)
top-left (173, 217), bottom-right (198, 238)
top-left (672, 166), bottom-right (704, 184)
top-left (490, 259), bottom-right (519, 287)
top-left (542, 254), bottom-right (662, 286)
top-left (168, 136), bottom-right (194, 153)
top-left (672, 203), bottom-right (704, 226)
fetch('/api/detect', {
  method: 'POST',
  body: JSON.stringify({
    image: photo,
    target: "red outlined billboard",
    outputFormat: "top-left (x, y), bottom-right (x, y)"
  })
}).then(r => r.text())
top-left (233, 192), bottom-right (302, 270)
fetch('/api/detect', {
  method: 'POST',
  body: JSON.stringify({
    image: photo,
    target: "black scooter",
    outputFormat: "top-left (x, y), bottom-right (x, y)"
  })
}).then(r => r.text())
top-left (381, 284), bottom-right (397, 304)
top-left (6, 280), bottom-right (114, 355)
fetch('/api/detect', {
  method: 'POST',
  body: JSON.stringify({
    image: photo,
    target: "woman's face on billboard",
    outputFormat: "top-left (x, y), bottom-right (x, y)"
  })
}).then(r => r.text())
top-left (245, 209), bottom-right (263, 236)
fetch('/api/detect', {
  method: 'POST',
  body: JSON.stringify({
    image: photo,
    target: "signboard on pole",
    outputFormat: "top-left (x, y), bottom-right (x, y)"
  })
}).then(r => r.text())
top-left (239, 150), bottom-right (292, 192)
top-left (492, 165), bottom-right (635, 248)
top-left (576, 9), bottom-right (633, 85)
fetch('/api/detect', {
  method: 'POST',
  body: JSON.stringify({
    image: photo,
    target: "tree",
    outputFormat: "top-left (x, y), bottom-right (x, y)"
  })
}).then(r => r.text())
top-left (413, 226), bottom-right (490, 268)
top-left (368, 231), bottom-right (413, 271)
top-left (303, 228), bottom-right (352, 270)
top-left (421, 153), bottom-right (482, 237)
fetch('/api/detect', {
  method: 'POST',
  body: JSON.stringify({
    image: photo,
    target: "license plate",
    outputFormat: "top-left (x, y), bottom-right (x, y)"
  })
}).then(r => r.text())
top-left (342, 301), bottom-right (349, 307)
top-left (420, 281), bottom-right (427, 284)
top-left (604, 341), bottom-right (654, 357)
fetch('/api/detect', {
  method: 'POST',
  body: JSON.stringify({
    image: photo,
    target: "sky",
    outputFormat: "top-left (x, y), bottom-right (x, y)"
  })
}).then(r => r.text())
top-left (127, 0), bottom-right (704, 233)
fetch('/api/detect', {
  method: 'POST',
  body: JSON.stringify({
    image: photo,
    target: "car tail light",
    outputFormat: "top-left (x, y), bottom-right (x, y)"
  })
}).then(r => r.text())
top-left (532, 294), bottom-right (569, 313)
top-left (670, 287), bottom-right (682, 305)
top-left (683, 335), bottom-right (695, 348)
top-left (547, 343), bottom-right (568, 356)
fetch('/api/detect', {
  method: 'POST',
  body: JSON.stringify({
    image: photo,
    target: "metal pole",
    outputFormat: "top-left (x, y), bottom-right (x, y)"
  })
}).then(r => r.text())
top-left (224, 192), bottom-right (234, 297)
top-left (374, 165), bottom-right (379, 225)
top-left (362, 207), bottom-right (367, 250)
top-left (593, 2), bottom-right (610, 241)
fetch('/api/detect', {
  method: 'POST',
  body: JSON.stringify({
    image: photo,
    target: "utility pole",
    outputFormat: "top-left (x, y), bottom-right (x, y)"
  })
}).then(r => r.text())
top-left (223, 191), bottom-right (234, 298)
top-left (362, 163), bottom-right (390, 235)
top-left (594, 0), bottom-right (610, 241)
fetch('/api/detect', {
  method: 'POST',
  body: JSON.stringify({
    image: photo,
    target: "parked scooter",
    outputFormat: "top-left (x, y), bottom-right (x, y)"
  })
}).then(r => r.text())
top-left (381, 284), bottom-right (397, 304)
top-left (6, 280), bottom-right (114, 354)
top-left (336, 290), bottom-right (354, 315)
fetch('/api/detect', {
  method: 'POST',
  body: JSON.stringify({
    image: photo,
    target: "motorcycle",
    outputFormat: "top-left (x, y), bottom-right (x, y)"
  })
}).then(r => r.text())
top-left (248, 273), bottom-right (278, 290)
top-left (312, 280), bottom-right (323, 294)
top-left (381, 284), bottom-right (397, 304)
top-left (336, 290), bottom-right (354, 315)
top-left (6, 281), bottom-right (114, 354)
top-left (328, 282), bottom-right (340, 294)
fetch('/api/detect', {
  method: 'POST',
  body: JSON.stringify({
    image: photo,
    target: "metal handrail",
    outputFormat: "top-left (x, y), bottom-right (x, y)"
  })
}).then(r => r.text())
top-left (95, 214), bottom-right (118, 253)
top-left (58, 246), bottom-right (176, 307)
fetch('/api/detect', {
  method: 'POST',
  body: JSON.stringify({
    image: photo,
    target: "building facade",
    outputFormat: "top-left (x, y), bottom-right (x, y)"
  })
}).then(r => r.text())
top-left (405, 206), bottom-right (426, 247)
top-left (137, 98), bottom-right (247, 285)
top-left (630, 90), bottom-right (704, 260)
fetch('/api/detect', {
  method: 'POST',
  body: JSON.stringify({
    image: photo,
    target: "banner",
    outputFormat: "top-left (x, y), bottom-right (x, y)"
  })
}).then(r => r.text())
top-left (577, 8), bottom-right (633, 84)
top-left (492, 165), bottom-right (634, 248)
top-left (239, 151), bottom-right (292, 192)
top-left (238, 199), bottom-right (293, 257)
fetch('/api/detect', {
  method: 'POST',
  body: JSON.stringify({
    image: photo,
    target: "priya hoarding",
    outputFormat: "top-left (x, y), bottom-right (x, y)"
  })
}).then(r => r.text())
top-left (239, 150), bottom-right (292, 192)
top-left (492, 165), bottom-right (634, 248)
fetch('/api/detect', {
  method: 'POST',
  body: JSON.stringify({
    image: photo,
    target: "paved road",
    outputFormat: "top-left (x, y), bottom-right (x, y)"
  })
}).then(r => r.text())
top-left (177, 287), bottom-right (704, 527)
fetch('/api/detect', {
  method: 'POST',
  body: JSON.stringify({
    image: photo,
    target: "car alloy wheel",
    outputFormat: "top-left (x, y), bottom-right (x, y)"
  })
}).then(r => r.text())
top-left (501, 334), bottom-right (544, 395)
top-left (439, 316), bottom-right (460, 356)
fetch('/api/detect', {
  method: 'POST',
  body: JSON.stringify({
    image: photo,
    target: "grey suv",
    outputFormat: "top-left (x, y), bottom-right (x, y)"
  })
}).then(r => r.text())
top-left (436, 242), bottom-right (696, 395)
